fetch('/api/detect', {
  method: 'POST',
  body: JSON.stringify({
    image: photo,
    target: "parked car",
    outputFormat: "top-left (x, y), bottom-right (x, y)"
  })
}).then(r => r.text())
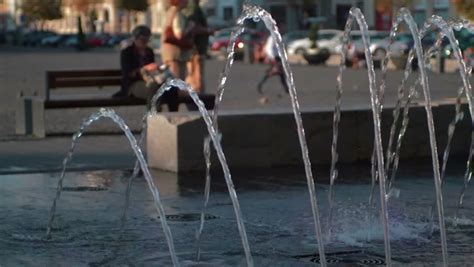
top-left (342, 31), bottom-right (389, 64)
top-left (63, 35), bottom-right (79, 47)
top-left (209, 27), bottom-right (233, 46)
top-left (282, 30), bottom-right (308, 46)
top-left (368, 33), bottom-right (410, 60)
top-left (86, 34), bottom-right (105, 47)
top-left (22, 30), bottom-right (56, 46)
top-left (40, 34), bottom-right (72, 47)
top-left (244, 31), bottom-right (268, 62)
top-left (210, 29), bottom-right (267, 61)
top-left (286, 29), bottom-right (343, 55)
top-left (40, 34), bottom-right (58, 46)
top-left (106, 33), bottom-right (131, 47)
top-left (210, 35), bottom-right (232, 54)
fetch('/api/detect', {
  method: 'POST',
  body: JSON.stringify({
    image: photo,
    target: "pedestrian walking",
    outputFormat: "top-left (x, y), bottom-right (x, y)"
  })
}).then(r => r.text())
top-left (257, 35), bottom-right (288, 104)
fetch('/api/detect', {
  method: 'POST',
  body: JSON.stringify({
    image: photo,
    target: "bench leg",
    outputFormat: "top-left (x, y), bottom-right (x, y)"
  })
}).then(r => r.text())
top-left (16, 97), bottom-right (45, 138)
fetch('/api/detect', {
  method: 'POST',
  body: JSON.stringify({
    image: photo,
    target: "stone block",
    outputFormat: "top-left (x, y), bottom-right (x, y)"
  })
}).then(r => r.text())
top-left (147, 113), bottom-right (181, 172)
top-left (146, 104), bottom-right (472, 173)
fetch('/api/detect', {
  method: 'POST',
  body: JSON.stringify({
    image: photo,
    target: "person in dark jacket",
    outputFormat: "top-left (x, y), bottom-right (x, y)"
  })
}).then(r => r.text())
top-left (113, 25), bottom-right (158, 103)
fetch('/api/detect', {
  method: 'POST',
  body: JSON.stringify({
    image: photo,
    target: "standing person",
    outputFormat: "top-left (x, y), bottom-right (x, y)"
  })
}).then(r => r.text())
top-left (185, 0), bottom-right (210, 93)
top-left (114, 25), bottom-right (158, 106)
top-left (256, 35), bottom-right (289, 104)
top-left (161, 0), bottom-right (195, 81)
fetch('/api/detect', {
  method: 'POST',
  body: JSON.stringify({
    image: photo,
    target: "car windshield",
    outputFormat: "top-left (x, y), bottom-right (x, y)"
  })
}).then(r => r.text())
top-left (349, 32), bottom-right (387, 41)
top-left (283, 31), bottom-right (308, 43)
top-left (372, 32), bottom-right (389, 41)
top-left (241, 32), bottom-right (264, 42)
top-left (318, 33), bottom-right (336, 40)
top-left (214, 29), bottom-right (232, 38)
top-left (351, 34), bottom-right (362, 41)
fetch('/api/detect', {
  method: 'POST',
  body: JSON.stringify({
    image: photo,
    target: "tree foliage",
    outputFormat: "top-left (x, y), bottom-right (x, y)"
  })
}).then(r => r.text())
top-left (308, 23), bottom-right (319, 48)
top-left (303, 0), bottom-right (316, 8)
top-left (65, 0), bottom-right (103, 14)
top-left (452, 0), bottom-right (474, 21)
top-left (22, 0), bottom-right (62, 22)
top-left (116, 0), bottom-right (148, 12)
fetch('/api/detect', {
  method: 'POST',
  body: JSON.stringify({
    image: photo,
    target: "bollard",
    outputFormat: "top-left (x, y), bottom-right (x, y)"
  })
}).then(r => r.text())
top-left (16, 96), bottom-right (45, 137)
top-left (435, 50), bottom-right (445, 73)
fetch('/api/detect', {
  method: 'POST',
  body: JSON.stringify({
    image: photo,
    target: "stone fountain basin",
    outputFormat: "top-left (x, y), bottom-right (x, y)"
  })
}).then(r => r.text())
top-left (0, 168), bottom-right (473, 265)
top-left (147, 103), bottom-right (471, 173)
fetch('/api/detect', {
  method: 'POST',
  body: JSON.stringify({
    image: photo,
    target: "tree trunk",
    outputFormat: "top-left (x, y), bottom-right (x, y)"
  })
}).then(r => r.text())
top-left (77, 15), bottom-right (87, 51)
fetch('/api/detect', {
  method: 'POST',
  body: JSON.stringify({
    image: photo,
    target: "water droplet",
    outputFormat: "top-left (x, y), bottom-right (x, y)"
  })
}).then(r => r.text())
top-left (220, 77), bottom-right (227, 86)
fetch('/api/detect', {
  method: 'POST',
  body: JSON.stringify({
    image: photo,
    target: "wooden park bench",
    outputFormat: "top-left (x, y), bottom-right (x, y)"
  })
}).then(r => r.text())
top-left (15, 69), bottom-right (215, 137)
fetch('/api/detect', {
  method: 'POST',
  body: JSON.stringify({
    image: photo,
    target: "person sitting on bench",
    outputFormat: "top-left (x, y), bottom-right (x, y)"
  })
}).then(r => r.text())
top-left (114, 25), bottom-right (172, 109)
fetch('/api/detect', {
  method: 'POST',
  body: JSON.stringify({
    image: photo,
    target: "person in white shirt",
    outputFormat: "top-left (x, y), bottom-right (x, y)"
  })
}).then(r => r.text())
top-left (257, 35), bottom-right (289, 103)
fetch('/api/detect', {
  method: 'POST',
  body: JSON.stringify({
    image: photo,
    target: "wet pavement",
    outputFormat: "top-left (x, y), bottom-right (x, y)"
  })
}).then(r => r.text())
top-left (1, 167), bottom-right (473, 266)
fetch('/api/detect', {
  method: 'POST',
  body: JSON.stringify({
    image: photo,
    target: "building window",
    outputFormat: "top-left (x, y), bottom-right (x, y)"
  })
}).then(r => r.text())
top-left (206, 8), bottom-right (215, 17)
top-left (269, 5), bottom-right (286, 28)
top-left (336, 4), bottom-right (351, 29)
top-left (413, 11), bottom-right (425, 26)
top-left (104, 10), bottom-right (109, 22)
top-left (223, 7), bottom-right (233, 21)
top-left (435, 8), bottom-right (449, 19)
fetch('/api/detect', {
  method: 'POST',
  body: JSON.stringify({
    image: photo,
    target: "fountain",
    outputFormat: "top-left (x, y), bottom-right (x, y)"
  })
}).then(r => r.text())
top-left (1, 4), bottom-right (474, 266)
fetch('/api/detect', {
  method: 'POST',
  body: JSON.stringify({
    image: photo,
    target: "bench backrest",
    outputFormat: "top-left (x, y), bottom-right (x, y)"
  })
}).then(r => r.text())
top-left (45, 69), bottom-right (122, 100)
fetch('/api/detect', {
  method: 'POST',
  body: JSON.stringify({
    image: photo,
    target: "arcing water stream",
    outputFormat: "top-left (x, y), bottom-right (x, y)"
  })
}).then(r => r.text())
top-left (43, 5), bottom-right (474, 267)
top-left (45, 108), bottom-right (180, 266)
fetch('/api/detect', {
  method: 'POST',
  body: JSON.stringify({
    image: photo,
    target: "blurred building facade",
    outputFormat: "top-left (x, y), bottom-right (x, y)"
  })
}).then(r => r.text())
top-left (372, 0), bottom-right (456, 31)
top-left (1, 0), bottom-right (466, 34)
top-left (0, 0), bottom-right (17, 32)
top-left (412, 0), bottom-right (455, 25)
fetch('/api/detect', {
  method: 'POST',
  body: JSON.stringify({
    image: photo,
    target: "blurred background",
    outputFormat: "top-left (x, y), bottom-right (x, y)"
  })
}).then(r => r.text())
top-left (0, 0), bottom-right (471, 68)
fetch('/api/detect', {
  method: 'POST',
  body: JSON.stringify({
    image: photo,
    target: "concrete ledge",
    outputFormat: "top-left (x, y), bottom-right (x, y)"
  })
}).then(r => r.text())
top-left (147, 103), bottom-right (472, 173)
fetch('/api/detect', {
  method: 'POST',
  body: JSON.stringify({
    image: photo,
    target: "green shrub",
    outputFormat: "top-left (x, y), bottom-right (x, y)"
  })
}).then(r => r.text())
top-left (308, 23), bottom-right (319, 49)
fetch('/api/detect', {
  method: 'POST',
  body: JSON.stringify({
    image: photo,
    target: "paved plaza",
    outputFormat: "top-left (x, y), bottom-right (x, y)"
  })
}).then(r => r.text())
top-left (0, 47), bottom-right (471, 173)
